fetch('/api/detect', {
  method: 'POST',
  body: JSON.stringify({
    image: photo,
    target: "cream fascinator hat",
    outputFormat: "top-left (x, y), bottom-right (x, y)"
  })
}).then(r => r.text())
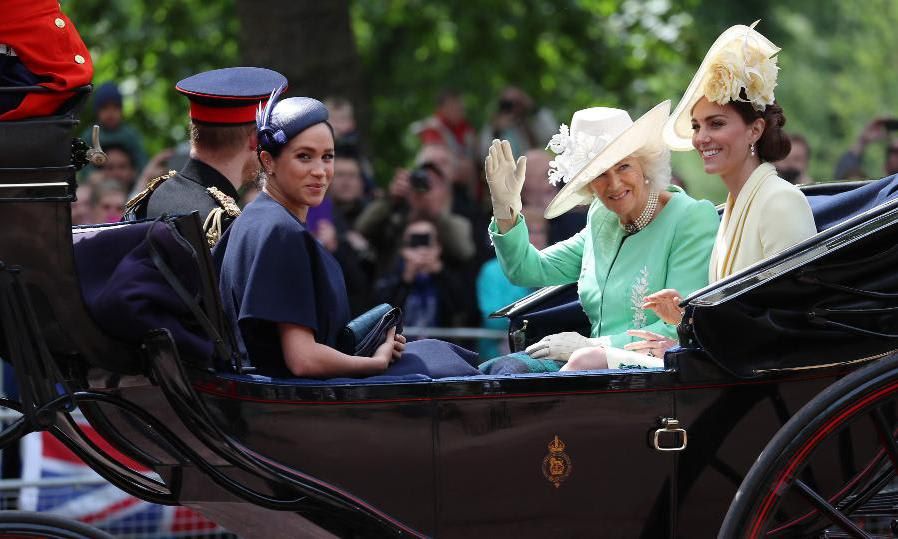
top-left (543, 100), bottom-right (671, 219)
top-left (663, 21), bottom-right (781, 151)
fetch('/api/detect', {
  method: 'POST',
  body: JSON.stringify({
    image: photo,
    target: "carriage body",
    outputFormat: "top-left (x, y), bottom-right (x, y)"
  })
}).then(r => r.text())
top-left (2, 109), bottom-right (898, 538)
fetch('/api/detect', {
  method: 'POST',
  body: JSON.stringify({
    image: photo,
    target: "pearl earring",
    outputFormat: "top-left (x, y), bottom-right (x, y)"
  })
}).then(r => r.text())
top-left (750, 143), bottom-right (756, 157)
top-left (644, 178), bottom-right (649, 185)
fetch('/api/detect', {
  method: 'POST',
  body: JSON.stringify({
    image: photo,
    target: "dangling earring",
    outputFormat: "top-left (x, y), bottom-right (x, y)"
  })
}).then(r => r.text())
top-left (750, 143), bottom-right (756, 157)
top-left (644, 178), bottom-right (649, 185)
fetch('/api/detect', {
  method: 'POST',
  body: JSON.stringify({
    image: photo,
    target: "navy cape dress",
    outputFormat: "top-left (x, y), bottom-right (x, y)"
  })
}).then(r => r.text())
top-left (213, 192), bottom-right (479, 379)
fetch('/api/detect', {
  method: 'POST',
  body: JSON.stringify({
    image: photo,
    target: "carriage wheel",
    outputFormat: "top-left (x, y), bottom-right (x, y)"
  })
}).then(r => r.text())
top-left (719, 352), bottom-right (898, 539)
top-left (0, 511), bottom-right (114, 539)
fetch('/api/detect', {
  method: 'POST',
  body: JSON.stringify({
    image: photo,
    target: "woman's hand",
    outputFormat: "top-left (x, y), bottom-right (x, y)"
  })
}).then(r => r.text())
top-left (642, 288), bottom-right (685, 325)
top-left (485, 139), bottom-right (526, 224)
top-left (525, 332), bottom-right (607, 361)
top-left (373, 327), bottom-right (405, 368)
top-left (624, 329), bottom-right (677, 358)
top-left (392, 332), bottom-right (407, 360)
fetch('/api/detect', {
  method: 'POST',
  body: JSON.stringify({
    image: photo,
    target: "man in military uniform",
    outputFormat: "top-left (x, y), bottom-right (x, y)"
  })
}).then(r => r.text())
top-left (124, 67), bottom-right (287, 245)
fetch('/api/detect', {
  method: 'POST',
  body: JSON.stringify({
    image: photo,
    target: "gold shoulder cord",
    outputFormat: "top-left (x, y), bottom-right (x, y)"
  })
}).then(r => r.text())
top-left (203, 187), bottom-right (242, 247)
top-left (124, 170), bottom-right (177, 212)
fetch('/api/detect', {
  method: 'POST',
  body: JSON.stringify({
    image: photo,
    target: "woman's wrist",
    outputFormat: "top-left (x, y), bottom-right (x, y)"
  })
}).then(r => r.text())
top-left (495, 213), bottom-right (519, 234)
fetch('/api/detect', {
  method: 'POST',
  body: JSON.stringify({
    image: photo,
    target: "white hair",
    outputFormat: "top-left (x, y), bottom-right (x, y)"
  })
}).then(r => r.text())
top-left (630, 143), bottom-right (672, 191)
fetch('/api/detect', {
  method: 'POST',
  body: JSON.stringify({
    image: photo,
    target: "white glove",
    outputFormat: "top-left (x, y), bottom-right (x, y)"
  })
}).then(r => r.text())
top-left (484, 139), bottom-right (526, 220)
top-left (525, 332), bottom-right (610, 361)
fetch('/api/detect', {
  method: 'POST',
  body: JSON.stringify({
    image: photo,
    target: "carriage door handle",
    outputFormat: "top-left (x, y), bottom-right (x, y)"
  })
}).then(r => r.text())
top-left (653, 417), bottom-right (687, 452)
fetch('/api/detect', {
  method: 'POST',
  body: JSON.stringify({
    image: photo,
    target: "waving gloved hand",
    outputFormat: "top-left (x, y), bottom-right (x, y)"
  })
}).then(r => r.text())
top-left (525, 332), bottom-right (610, 361)
top-left (484, 139), bottom-right (526, 220)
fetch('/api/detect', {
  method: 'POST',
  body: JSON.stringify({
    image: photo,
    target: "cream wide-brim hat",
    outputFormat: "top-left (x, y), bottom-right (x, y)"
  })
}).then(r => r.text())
top-left (544, 100), bottom-right (671, 219)
top-left (662, 23), bottom-right (780, 151)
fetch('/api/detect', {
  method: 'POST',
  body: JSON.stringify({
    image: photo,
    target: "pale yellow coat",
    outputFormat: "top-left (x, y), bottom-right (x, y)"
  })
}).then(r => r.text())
top-left (709, 162), bottom-right (817, 282)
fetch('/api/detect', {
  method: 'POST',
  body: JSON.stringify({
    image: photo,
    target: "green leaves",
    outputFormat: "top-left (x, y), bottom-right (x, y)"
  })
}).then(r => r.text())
top-left (62, 0), bottom-right (898, 189)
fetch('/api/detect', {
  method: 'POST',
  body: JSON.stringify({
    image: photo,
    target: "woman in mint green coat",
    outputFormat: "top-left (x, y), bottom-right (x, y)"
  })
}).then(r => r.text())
top-left (479, 100), bottom-right (719, 374)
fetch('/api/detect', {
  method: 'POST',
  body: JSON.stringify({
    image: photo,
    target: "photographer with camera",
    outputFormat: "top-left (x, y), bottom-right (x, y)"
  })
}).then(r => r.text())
top-left (373, 219), bottom-right (472, 336)
top-left (478, 86), bottom-right (557, 163)
top-left (834, 116), bottom-right (898, 180)
top-left (355, 144), bottom-right (476, 276)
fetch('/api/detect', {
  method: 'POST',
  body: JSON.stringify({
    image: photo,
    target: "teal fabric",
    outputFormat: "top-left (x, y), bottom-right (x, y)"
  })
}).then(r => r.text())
top-left (478, 352), bottom-right (563, 375)
top-left (476, 258), bottom-right (532, 358)
top-left (489, 187), bottom-right (719, 348)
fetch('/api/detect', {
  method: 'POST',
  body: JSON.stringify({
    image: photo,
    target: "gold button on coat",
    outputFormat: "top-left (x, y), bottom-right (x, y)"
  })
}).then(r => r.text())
top-left (74, 54), bottom-right (85, 64)
top-left (55, 18), bottom-right (66, 28)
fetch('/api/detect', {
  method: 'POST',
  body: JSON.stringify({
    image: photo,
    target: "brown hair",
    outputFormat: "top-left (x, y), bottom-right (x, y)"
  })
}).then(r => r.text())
top-left (728, 94), bottom-right (791, 162)
top-left (189, 122), bottom-right (256, 153)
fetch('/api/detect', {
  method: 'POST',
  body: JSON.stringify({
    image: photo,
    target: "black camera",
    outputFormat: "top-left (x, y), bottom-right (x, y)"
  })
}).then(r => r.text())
top-left (409, 167), bottom-right (430, 193)
top-left (498, 98), bottom-right (516, 113)
top-left (408, 162), bottom-right (441, 193)
top-left (407, 232), bottom-right (432, 248)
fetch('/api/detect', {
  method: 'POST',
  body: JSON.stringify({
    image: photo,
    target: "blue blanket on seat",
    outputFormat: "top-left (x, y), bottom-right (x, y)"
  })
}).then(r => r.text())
top-left (807, 174), bottom-right (898, 231)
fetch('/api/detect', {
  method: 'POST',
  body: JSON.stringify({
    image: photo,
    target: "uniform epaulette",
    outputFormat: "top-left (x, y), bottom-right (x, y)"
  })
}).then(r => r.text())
top-left (203, 187), bottom-right (242, 247)
top-left (123, 170), bottom-right (177, 212)
top-left (205, 187), bottom-right (241, 218)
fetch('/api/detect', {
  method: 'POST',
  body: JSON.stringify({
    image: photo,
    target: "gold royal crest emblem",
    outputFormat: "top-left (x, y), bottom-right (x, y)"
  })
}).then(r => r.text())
top-left (541, 435), bottom-right (572, 488)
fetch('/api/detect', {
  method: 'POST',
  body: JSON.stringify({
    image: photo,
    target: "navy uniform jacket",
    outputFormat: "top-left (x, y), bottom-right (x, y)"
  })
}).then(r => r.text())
top-left (124, 158), bottom-right (241, 244)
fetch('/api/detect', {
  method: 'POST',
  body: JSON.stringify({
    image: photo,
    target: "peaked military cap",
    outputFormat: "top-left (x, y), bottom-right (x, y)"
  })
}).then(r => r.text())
top-left (176, 67), bottom-right (287, 125)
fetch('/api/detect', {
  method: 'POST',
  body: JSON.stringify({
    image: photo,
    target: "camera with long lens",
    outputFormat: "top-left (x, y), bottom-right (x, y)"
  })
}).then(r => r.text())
top-left (408, 161), bottom-right (441, 193)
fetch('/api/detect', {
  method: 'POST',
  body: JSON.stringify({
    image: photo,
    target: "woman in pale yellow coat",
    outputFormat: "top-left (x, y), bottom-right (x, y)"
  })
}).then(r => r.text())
top-left (581, 23), bottom-right (818, 361)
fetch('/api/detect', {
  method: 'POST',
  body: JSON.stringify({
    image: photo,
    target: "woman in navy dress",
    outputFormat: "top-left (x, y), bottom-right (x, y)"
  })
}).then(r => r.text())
top-left (214, 88), bottom-right (479, 379)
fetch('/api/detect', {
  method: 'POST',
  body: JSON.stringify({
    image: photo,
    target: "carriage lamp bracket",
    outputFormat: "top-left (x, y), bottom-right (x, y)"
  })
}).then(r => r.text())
top-left (85, 125), bottom-right (107, 166)
top-left (653, 417), bottom-right (688, 452)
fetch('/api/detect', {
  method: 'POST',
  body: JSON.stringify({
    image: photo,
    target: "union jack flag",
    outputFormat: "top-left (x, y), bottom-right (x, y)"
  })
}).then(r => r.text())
top-left (19, 418), bottom-right (224, 537)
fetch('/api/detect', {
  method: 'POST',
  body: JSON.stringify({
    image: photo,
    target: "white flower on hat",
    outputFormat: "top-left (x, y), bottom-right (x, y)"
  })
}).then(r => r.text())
top-left (701, 22), bottom-right (779, 112)
top-left (546, 124), bottom-right (613, 186)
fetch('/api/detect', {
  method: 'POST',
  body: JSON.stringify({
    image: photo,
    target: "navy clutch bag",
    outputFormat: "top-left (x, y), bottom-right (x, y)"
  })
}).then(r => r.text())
top-left (337, 303), bottom-right (403, 357)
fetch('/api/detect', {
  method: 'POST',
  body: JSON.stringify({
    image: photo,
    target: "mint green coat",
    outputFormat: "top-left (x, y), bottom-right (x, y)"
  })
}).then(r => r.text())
top-left (490, 188), bottom-right (719, 347)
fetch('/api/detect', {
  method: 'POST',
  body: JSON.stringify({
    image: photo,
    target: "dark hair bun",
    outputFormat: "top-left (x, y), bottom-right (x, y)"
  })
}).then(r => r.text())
top-left (757, 102), bottom-right (791, 162)
top-left (729, 99), bottom-right (791, 163)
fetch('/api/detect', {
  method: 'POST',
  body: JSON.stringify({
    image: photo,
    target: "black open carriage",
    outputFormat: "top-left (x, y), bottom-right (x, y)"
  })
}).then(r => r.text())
top-left (3, 91), bottom-right (898, 538)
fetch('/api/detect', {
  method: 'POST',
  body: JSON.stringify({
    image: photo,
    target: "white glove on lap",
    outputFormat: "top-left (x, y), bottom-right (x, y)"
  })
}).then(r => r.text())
top-left (485, 139), bottom-right (526, 220)
top-left (525, 332), bottom-right (610, 361)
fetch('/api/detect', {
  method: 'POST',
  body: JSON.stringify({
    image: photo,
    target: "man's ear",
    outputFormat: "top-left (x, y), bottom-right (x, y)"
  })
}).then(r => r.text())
top-left (248, 131), bottom-right (259, 151)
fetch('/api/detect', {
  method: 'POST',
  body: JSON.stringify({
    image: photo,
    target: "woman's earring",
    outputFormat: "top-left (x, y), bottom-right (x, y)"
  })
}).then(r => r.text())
top-left (644, 178), bottom-right (650, 185)
top-left (750, 143), bottom-right (756, 157)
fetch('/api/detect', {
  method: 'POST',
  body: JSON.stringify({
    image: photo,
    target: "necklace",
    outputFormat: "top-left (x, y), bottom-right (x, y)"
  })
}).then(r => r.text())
top-left (622, 190), bottom-right (659, 234)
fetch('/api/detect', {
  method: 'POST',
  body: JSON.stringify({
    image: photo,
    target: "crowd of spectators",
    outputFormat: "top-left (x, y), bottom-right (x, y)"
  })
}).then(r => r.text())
top-left (73, 81), bottom-right (898, 355)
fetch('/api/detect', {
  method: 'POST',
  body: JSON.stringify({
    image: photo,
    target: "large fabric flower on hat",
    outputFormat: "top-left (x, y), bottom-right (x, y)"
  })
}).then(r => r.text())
top-left (546, 124), bottom-right (613, 186)
top-left (702, 22), bottom-right (779, 111)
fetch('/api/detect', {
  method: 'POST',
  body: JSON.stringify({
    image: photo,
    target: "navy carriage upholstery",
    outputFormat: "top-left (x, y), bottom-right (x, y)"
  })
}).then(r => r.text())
top-left (806, 174), bottom-right (898, 231)
top-left (73, 218), bottom-right (217, 367)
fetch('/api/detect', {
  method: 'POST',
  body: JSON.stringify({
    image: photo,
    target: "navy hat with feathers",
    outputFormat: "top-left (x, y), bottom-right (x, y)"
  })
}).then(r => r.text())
top-left (257, 84), bottom-right (330, 152)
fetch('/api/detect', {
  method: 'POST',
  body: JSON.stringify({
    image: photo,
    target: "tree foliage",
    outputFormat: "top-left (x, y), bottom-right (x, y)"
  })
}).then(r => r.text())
top-left (63, 0), bottom-right (898, 200)
top-left (66, 0), bottom-right (239, 150)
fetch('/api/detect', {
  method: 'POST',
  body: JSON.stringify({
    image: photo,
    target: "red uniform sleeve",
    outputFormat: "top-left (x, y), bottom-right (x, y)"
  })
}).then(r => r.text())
top-left (0, 0), bottom-right (93, 120)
